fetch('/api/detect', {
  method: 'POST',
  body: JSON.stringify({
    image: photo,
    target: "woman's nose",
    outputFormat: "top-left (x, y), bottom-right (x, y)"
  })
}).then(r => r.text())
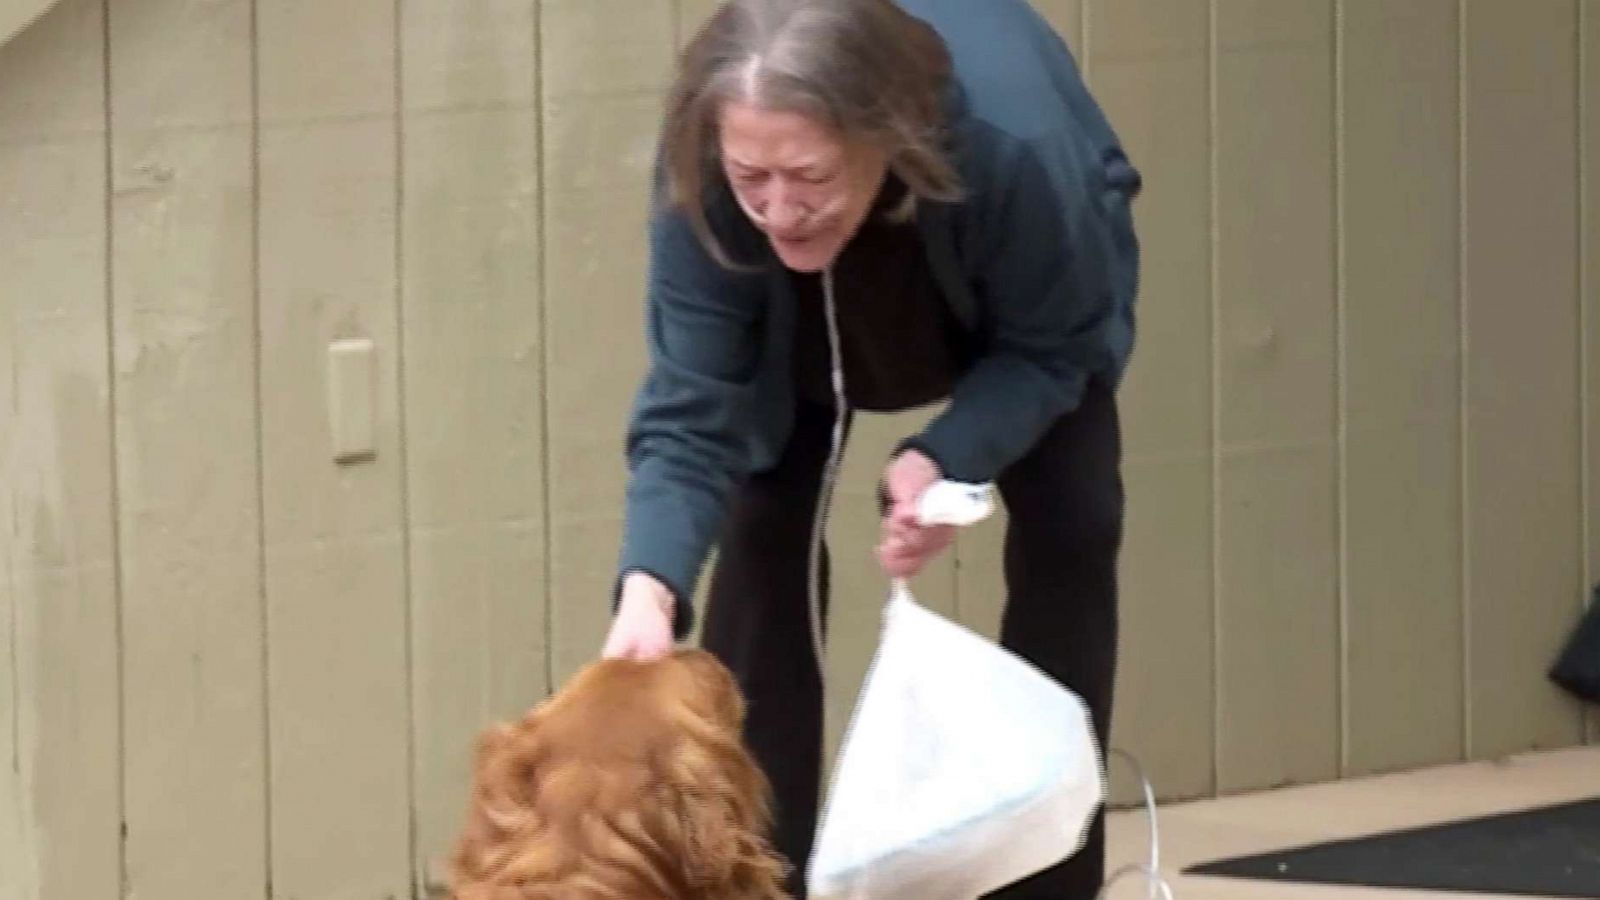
top-left (762, 181), bottom-right (808, 230)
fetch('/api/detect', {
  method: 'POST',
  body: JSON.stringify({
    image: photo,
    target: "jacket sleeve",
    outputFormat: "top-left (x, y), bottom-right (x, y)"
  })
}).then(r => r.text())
top-left (616, 202), bottom-right (771, 638)
top-left (905, 132), bottom-right (1125, 484)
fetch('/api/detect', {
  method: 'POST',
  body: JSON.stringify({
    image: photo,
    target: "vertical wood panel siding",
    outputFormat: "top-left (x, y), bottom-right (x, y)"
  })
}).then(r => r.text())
top-left (1213, 0), bottom-right (1341, 794)
top-left (1088, 0), bottom-right (1216, 802)
top-left (109, 0), bottom-right (266, 894)
top-left (0, 1), bottom-right (119, 897)
top-left (1339, 0), bottom-right (1464, 778)
top-left (540, 0), bottom-right (676, 685)
top-left (1461, 0), bottom-right (1585, 759)
top-left (398, 0), bottom-right (549, 890)
top-left (1583, 0), bottom-right (1600, 747)
top-left (256, 0), bottom-right (412, 894)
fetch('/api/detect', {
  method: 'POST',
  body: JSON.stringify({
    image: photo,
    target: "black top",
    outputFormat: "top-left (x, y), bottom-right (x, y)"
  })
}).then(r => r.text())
top-left (790, 178), bottom-right (971, 413)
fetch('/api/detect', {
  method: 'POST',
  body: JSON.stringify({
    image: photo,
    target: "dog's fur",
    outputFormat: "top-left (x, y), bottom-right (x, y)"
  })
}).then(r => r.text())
top-left (448, 648), bottom-right (791, 900)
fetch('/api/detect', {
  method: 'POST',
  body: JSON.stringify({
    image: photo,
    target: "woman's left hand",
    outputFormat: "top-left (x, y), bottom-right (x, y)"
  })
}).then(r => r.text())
top-left (877, 448), bottom-right (956, 578)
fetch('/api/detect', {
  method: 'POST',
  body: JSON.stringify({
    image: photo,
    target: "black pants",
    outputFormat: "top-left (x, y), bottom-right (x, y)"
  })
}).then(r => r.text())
top-left (701, 381), bottom-right (1123, 899)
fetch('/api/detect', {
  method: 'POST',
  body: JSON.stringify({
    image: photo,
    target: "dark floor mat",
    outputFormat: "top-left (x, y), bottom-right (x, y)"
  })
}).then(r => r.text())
top-left (1185, 796), bottom-right (1600, 897)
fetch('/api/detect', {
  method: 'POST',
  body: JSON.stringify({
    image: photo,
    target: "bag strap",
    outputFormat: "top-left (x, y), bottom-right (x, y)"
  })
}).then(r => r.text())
top-left (883, 483), bottom-right (998, 612)
top-left (889, 577), bottom-right (916, 607)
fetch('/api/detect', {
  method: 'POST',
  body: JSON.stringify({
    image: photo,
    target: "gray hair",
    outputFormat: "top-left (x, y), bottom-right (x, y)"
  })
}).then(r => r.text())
top-left (661, 0), bottom-right (963, 267)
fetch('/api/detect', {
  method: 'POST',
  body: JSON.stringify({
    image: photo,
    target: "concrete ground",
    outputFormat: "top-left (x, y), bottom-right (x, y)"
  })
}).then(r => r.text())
top-left (1103, 745), bottom-right (1600, 899)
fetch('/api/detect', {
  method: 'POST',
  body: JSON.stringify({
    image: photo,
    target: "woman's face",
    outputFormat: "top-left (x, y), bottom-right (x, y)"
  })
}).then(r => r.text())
top-left (718, 99), bottom-right (888, 273)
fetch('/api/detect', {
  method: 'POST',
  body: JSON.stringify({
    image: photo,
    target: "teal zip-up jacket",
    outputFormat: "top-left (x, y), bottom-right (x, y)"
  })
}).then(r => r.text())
top-left (617, 0), bottom-right (1141, 636)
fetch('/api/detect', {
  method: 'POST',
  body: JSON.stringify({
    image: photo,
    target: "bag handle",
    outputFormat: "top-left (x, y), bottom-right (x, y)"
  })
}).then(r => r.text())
top-left (889, 577), bottom-right (916, 606)
top-left (887, 480), bottom-right (998, 609)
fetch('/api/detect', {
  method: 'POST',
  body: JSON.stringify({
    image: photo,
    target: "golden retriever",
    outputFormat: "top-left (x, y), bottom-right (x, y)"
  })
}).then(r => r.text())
top-left (448, 648), bottom-right (790, 899)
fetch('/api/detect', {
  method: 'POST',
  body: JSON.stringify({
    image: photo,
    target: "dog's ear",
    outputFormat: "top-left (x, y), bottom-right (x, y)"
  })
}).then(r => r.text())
top-left (653, 708), bottom-right (789, 898)
top-left (472, 720), bottom-right (514, 765)
top-left (449, 716), bottom-right (553, 900)
top-left (668, 782), bottom-right (790, 899)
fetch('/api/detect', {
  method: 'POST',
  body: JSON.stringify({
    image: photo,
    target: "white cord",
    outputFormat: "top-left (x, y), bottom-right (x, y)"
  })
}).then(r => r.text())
top-left (807, 266), bottom-right (849, 677)
top-left (1095, 748), bottom-right (1177, 899)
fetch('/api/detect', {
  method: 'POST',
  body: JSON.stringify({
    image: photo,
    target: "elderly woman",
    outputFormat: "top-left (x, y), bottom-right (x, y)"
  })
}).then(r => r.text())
top-left (600, 0), bottom-right (1140, 896)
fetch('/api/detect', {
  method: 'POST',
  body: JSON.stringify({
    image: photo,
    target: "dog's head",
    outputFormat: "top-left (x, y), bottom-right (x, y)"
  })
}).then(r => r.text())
top-left (449, 648), bottom-right (790, 900)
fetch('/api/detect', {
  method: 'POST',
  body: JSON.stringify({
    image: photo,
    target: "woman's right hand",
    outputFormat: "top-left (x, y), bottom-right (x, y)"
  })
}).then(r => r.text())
top-left (601, 572), bottom-right (677, 660)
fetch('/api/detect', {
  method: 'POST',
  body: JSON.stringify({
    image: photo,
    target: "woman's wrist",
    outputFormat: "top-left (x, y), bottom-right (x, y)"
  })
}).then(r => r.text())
top-left (621, 570), bottom-right (676, 621)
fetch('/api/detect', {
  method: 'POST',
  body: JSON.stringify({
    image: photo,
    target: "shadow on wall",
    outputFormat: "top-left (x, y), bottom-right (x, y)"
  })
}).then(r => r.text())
top-left (5, 369), bottom-right (122, 900)
top-left (0, 0), bottom-right (61, 48)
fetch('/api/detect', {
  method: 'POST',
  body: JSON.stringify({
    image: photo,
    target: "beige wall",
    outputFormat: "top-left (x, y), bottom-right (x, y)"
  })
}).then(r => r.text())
top-left (1, 0), bottom-right (1596, 897)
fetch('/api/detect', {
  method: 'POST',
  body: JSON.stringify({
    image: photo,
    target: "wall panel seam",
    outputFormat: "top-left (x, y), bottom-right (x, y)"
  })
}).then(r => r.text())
top-left (1333, 0), bottom-right (1351, 777)
top-left (4, 398), bottom-right (20, 890)
top-left (391, 0), bottom-right (420, 890)
top-left (1576, 0), bottom-right (1594, 745)
top-left (536, 0), bottom-right (554, 697)
top-left (3, 198), bottom-right (14, 882)
top-left (1207, 0), bottom-right (1223, 794)
top-left (100, 0), bottom-right (131, 895)
top-left (1578, 0), bottom-right (1590, 604)
top-left (1456, 0), bottom-right (1472, 761)
top-left (248, 0), bottom-right (274, 892)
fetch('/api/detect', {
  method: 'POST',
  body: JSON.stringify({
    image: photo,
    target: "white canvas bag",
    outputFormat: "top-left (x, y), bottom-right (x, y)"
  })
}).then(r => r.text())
top-left (806, 483), bottom-right (1106, 900)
